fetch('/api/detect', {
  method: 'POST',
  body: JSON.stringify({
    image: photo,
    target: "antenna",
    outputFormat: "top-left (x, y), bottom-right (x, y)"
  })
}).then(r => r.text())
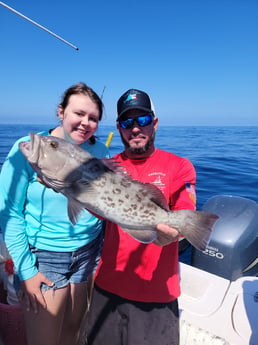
top-left (0, 1), bottom-right (79, 50)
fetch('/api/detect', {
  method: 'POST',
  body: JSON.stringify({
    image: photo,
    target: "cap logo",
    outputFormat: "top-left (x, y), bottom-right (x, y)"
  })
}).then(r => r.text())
top-left (124, 93), bottom-right (137, 104)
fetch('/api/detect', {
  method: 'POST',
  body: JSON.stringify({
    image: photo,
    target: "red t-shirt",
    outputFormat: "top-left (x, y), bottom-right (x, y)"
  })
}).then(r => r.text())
top-left (95, 148), bottom-right (196, 303)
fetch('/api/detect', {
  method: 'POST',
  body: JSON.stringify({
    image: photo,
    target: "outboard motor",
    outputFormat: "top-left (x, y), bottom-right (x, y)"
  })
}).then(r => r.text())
top-left (192, 195), bottom-right (258, 281)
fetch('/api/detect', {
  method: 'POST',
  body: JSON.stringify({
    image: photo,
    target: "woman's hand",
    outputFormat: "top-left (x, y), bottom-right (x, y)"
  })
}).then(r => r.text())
top-left (153, 224), bottom-right (179, 246)
top-left (19, 272), bottom-right (54, 313)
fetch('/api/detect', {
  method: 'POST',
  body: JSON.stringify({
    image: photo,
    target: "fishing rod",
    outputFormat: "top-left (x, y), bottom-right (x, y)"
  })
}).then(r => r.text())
top-left (100, 86), bottom-right (106, 100)
top-left (105, 132), bottom-right (114, 148)
top-left (0, 1), bottom-right (79, 50)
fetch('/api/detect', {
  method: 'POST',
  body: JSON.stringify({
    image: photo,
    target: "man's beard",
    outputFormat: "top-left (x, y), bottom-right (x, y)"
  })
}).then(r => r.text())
top-left (120, 131), bottom-right (156, 155)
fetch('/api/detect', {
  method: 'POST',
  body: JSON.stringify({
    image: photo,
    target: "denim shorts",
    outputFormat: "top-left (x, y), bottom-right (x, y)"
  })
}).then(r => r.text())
top-left (14, 232), bottom-right (103, 292)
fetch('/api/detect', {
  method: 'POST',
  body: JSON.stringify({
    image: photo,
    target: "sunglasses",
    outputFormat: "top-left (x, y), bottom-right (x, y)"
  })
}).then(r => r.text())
top-left (118, 114), bottom-right (153, 129)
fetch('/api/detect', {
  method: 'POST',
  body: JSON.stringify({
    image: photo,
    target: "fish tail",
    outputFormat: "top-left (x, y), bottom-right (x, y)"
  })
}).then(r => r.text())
top-left (168, 210), bottom-right (219, 251)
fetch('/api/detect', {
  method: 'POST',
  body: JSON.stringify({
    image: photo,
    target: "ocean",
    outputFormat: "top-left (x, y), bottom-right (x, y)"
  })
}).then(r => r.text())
top-left (0, 124), bottom-right (257, 210)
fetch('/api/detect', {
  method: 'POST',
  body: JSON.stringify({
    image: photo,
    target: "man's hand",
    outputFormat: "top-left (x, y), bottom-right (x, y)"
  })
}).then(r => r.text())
top-left (153, 224), bottom-right (179, 246)
top-left (19, 272), bottom-right (54, 313)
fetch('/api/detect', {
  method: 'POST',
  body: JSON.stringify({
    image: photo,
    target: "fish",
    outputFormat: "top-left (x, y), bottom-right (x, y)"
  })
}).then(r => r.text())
top-left (19, 133), bottom-right (219, 251)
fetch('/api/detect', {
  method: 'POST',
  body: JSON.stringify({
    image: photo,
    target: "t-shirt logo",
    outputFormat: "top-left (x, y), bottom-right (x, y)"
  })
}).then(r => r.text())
top-left (149, 172), bottom-right (166, 192)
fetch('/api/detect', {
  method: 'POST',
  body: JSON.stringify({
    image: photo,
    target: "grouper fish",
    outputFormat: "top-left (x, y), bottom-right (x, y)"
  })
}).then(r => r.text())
top-left (19, 133), bottom-right (219, 250)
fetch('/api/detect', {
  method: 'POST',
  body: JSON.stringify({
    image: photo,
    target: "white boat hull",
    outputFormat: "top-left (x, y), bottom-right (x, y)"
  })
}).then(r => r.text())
top-left (179, 262), bottom-right (258, 345)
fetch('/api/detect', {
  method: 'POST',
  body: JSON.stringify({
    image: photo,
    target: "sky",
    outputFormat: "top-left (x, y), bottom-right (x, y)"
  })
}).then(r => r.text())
top-left (0, 0), bottom-right (257, 126)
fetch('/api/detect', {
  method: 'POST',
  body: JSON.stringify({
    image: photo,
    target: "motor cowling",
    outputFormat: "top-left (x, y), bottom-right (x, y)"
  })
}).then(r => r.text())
top-left (192, 195), bottom-right (258, 281)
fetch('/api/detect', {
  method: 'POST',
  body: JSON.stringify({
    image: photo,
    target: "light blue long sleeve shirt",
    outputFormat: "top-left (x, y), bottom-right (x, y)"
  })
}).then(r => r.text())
top-left (0, 130), bottom-right (109, 280)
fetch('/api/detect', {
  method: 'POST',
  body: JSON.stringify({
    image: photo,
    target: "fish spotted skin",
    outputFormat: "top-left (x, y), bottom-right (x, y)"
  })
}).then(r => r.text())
top-left (19, 133), bottom-right (219, 250)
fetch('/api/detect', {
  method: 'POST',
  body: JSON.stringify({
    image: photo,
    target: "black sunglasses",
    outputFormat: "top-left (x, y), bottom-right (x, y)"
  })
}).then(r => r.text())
top-left (118, 114), bottom-right (153, 129)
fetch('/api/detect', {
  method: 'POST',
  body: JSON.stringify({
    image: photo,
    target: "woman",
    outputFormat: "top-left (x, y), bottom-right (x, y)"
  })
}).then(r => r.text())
top-left (0, 82), bottom-right (109, 345)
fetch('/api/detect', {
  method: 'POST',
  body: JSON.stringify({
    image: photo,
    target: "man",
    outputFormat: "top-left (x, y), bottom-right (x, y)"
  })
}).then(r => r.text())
top-left (85, 89), bottom-right (196, 345)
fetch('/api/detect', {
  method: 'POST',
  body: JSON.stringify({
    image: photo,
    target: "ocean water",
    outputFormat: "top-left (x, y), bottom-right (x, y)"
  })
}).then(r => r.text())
top-left (0, 124), bottom-right (257, 210)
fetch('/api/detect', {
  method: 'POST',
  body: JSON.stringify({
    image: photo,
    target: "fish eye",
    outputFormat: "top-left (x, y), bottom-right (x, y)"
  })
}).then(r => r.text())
top-left (50, 141), bottom-right (58, 149)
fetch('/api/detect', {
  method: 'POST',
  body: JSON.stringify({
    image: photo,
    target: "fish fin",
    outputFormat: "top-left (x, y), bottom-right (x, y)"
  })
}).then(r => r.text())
top-left (138, 181), bottom-right (169, 211)
top-left (100, 161), bottom-right (168, 210)
top-left (169, 210), bottom-right (219, 251)
top-left (120, 227), bottom-right (157, 243)
top-left (67, 199), bottom-right (85, 225)
top-left (101, 158), bottom-right (131, 176)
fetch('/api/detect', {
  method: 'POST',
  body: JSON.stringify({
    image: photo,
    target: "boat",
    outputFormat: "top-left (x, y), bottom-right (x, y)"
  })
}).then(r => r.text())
top-left (1, 194), bottom-right (258, 345)
top-left (179, 195), bottom-right (258, 345)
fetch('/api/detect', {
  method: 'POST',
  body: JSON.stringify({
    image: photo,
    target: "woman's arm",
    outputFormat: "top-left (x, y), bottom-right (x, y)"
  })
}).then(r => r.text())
top-left (0, 138), bottom-right (38, 280)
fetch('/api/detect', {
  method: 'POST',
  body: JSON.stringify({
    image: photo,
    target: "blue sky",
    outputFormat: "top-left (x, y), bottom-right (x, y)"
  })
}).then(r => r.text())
top-left (0, 0), bottom-right (257, 126)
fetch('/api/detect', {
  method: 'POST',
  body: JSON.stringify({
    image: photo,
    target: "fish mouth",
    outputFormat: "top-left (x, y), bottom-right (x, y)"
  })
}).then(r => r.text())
top-left (29, 133), bottom-right (42, 164)
top-left (29, 132), bottom-right (35, 148)
top-left (18, 133), bottom-right (40, 163)
top-left (19, 141), bottom-right (30, 158)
